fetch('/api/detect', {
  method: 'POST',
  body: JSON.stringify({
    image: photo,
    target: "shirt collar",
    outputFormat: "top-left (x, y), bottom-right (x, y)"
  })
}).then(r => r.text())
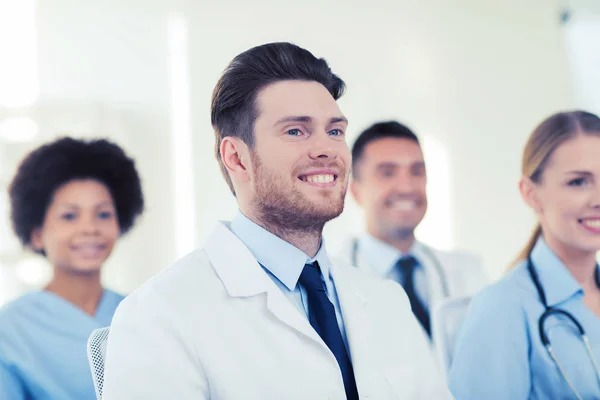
top-left (358, 233), bottom-right (419, 278)
top-left (230, 211), bottom-right (331, 291)
top-left (530, 236), bottom-right (585, 307)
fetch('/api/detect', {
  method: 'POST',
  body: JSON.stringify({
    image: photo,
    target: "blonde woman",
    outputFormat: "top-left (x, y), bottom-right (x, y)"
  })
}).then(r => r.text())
top-left (449, 111), bottom-right (600, 399)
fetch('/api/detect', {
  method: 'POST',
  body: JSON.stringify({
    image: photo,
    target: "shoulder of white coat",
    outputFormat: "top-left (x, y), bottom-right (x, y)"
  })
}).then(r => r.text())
top-left (113, 247), bottom-right (216, 315)
top-left (420, 245), bottom-right (491, 297)
top-left (330, 255), bottom-right (411, 305)
top-left (329, 236), bottom-right (358, 266)
top-left (330, 254), bottom-right (380, 282)
top-left (428, 246), bottom-right (483, 268)
top-left (424, 245), bottom-right (488, 279)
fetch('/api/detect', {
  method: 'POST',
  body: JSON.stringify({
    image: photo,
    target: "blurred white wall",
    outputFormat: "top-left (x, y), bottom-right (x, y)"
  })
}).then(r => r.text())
top-left (564, 0), bottom-right (600, 113)
top-left (0, 0), bottom-right (594, 305)
top-left (0, 0), bottom-right (179, 301)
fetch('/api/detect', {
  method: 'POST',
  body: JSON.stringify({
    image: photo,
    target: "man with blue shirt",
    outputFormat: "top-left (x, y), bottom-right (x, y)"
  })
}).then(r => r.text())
top-left (337, 122), bottom-right (488, 352)
top-left (103, 43), bottom-right (450, 399)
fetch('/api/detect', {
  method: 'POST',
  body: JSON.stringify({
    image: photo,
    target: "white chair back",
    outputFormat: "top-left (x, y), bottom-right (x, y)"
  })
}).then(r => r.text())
top-left (431, 295), bottom-right (472, 381)
top-left (87, 326), bottom-right (111, 400)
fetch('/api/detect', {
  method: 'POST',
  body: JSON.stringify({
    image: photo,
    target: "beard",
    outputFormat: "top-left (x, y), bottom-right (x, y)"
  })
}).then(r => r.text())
top-left (249, 152), bottom-right (347, 235)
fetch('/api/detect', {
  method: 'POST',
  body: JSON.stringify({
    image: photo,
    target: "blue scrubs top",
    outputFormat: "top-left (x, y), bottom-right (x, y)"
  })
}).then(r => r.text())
top-left (0, 289), bottom-right (124, 399)
top-left (449, 237), bottom-right (600, 399)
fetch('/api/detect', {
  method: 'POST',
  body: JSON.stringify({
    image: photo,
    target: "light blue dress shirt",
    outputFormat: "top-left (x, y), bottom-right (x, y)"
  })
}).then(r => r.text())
top-left (230, 211), bottom-right (349, 347)
top-left (449, 237), bottom-right (600, 399)
top-left (0, 289), bottom-right (123, 399)
top-left (358, 233), bottom-right (430, 308)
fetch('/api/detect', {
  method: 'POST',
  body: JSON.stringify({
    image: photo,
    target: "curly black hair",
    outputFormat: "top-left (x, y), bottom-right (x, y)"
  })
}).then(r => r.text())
top-left (8, 136), bottom-right (145, 250)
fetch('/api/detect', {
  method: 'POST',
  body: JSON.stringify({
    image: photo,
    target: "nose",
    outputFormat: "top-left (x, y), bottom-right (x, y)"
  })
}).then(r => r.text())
top-left (308, 131), bottom-right (344, 160)
top-left (79, 215), bottom-right (101, 235)
top-left (592, 188), bottom-right (600, 209)
top-left (392, 168), bottom-right (417, 193)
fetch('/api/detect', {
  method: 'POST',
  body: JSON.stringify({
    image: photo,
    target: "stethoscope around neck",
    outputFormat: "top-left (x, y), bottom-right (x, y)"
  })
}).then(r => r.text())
top-left (351, 238), bottom-right (450, 298)
top-left (527, 255), bottom-right (600, 399)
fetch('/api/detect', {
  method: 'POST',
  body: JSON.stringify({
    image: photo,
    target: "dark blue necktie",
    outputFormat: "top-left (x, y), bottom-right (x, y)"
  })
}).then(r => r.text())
top-left (298, 262), bottom-right (359, 400)
top-left (397, 256), bottom-right (431, 337)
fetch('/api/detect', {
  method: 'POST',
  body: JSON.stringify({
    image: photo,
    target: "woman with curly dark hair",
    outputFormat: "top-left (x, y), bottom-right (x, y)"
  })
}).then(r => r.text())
top-left (0, 136), bottom-right (144, 399)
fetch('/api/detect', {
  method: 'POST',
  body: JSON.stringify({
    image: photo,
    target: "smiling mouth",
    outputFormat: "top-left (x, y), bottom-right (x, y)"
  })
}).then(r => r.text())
top-left (298, 174), bottom-right (337, 184)
top-left (72, 243), bottom-right (106, 249)
top-left (71, 243), bottom-right (107, 256)
top-left (579, 219), bottom-right (600, 229)
top-left (387, 199), bottom-right (418, 211)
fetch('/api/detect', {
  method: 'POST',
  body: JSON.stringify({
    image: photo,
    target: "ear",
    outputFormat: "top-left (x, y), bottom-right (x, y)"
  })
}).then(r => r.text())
top-left (519, 177), bottom-right (542, 214)
top-left (30, 227), bottom-right (44, 252)
top-left (350, 178), bottom-right (363, 206)
top-left (220, 137), bottom-right (251, 187)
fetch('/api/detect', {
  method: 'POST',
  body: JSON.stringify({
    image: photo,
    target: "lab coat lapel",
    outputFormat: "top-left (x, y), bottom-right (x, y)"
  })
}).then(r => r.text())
top-left (204, 222), bottom-right (324, 346)
top-left (330, 261), bottom-right (381, 398)
top-left (414, 242), bottom-right (447, 305)
top-left (264, 285), bottom-right (324, 345)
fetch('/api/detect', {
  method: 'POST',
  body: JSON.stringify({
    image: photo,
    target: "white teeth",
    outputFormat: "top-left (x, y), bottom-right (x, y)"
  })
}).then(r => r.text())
top-left (390, 200), bottom-right (415, 210)
top-left (75, 244), bottom-right (103, 250)
top-left (583, 220), bottom-right (600, 228)
top-left (306, 174), bottom-right (334, 184)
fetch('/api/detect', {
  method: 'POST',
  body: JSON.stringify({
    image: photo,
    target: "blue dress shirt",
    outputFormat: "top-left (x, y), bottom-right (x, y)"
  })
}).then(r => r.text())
top-left (358, 233), bottom-right (430, 308)
top-left (449, 237), bottom-right (600, 399)
top-left (230, 211), bottom-right (349, 348)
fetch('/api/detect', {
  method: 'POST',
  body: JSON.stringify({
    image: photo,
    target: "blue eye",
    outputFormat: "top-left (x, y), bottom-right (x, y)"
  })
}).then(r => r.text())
top-left (568, 178), bottom-right (588, 187)
top-left (328, 129), bottom-right (343, 136)
top-left (286, 129), bottom-right (302, 136)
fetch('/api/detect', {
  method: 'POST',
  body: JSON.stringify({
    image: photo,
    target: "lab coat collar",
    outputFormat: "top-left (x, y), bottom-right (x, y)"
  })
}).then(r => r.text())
top-left (204, 221), bottom-right (272, 298)
top-left (204, 221), bottom-right (366, 352)
top-left (229, 211), bottom-right (332, 291)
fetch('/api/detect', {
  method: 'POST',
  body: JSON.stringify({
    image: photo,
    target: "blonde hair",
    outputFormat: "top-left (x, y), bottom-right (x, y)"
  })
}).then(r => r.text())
top-left (511, 110), bottom-right (600, 267)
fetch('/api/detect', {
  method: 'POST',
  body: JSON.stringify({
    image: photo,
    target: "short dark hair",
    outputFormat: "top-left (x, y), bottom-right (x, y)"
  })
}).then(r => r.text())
top-left (351, 121), bottom-right (420, 179)
top-left (211, 42), bottom-right (346, 194)
top-left (9, 137), bottom-right (145, 251)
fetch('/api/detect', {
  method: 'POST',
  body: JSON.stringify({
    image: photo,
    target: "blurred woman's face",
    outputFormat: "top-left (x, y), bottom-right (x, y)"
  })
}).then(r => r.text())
top-left (31, 179), bottom-right (120, 275)
top-left (523, 134), bottom-right (600, 256)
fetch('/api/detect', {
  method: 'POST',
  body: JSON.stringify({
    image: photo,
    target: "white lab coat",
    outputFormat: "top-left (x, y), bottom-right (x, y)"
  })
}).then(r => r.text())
top-left (335, 237), bottom-right (489, 380)
top-left (335, 237), bottom-right (489, 311)
top-left (103, 222), bottom-right (452, 400)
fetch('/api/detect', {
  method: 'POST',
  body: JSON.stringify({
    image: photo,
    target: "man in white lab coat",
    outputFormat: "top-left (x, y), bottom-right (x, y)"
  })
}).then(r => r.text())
top-left (337, 121), bottom-right (489, 342)
top-left (102, 43), bottom-right (451, 400)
